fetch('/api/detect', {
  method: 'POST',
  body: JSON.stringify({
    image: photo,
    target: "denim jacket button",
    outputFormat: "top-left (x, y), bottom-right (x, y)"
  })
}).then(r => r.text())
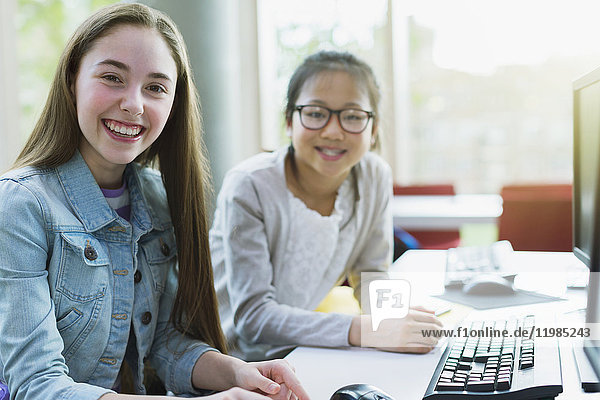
top-left (134, 270), bottom-right (142, 283)
top-left (141, 311), bottom-right (152, 325)
top-left (84, 245), bottom-right (98, 261)
top-left (160, 243), bottom-right (170, 256)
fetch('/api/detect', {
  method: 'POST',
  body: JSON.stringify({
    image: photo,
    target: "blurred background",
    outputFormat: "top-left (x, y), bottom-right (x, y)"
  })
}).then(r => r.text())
top-left (2, 0), bottom-right (599, 246)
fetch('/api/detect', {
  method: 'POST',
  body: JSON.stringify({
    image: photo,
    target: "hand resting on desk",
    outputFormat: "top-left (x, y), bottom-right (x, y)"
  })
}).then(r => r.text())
top-left (348, 306), bottom-right (443, 353)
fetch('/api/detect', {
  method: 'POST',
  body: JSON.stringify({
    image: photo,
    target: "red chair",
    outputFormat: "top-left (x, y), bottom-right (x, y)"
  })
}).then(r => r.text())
top-left (393, 184), bottom-right (461, 250)
top-left (393, 184), bottom-right (456, 197)
top-left (498, 184), bottom-right (572, 251)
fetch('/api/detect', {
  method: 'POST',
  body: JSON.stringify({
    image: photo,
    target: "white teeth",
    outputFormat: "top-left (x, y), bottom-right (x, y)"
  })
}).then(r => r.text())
top-left (321, 148), bottom-right (343, 156)
top-left (104, 120), bottom-right (142, 137)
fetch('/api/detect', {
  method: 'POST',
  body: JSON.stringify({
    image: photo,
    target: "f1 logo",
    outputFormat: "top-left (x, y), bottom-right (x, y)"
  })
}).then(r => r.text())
top-left (369, 279), bottom-right (411, 331)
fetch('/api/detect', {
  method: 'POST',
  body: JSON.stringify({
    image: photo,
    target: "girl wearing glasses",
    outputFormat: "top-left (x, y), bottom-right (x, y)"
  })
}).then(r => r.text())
top-left (0, 4), bottom-right (309, 400)
top-left (210, 51), bottom-right (442, 361)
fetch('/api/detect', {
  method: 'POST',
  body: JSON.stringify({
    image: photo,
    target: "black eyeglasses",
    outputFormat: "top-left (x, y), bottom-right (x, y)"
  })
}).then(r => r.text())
top-left (295, 105), bottom-right (374, 134)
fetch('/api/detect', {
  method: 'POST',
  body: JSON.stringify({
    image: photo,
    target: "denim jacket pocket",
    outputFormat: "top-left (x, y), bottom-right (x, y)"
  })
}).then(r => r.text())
top-left (56, 307), bottom-right (83, 332)
top-left (140, 231), bottom-right (177, 293)
top-left (57, 232), bottom-right (109, 301)
top-left (55, 232), bottom-right (109, 361)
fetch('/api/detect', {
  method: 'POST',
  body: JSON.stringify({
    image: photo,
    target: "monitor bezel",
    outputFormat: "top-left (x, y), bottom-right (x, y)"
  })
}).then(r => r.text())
top-left (575, 65), bottom-right (600, 379)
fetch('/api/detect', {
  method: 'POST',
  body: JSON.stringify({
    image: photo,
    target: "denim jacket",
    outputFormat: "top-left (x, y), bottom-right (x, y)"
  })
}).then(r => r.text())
top-left (0, 151), bottom-right (215, 400)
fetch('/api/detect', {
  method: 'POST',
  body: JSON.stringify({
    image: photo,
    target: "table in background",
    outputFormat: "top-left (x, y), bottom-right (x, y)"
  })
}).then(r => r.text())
top-left (392, 194), bottom-right (503, 230)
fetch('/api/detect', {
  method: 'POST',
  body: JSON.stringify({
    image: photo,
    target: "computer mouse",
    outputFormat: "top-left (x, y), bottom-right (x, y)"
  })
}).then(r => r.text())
top-left (462, 273), bottom-right (515, 296)
top-left (330, 384), bottom-right (395, 400)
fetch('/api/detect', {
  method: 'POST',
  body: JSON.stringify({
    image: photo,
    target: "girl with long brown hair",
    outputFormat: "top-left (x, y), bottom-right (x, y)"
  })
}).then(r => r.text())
top-left (0, 3), bottom-right (308, 399)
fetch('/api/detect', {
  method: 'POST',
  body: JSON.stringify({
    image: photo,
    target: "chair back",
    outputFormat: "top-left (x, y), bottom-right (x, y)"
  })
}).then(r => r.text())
top-left (498, 184), bottom-right (572, 251)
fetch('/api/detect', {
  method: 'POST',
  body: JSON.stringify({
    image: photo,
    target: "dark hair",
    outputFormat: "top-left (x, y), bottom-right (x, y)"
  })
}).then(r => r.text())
top-left (284, 50), bottom-right (381, 139)
top-left (14, 3), bottom-right (226, 353)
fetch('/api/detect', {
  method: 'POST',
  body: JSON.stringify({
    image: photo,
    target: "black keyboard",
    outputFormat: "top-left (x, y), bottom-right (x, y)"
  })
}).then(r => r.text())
top-left (423, 316), bottom-right (562, 399)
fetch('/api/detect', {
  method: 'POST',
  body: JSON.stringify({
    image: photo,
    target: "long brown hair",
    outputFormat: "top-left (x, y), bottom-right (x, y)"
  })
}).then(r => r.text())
top-left (14, 3), bottom-right (226, 353)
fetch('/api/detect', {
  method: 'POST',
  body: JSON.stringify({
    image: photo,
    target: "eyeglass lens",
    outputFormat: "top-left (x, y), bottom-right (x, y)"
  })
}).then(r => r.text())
top-left (299, 106), bottom-right (370, 133)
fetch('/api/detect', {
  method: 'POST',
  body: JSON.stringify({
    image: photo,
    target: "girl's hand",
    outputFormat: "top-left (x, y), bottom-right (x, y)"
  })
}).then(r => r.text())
top-left (192, 352), bottom-right (309, 399)
top-left (199, 387), bottom-right (287, 400)
top-left (349, 310), bottom-right (443, 353)
top-left (233, 359), bottom-right (310, 400)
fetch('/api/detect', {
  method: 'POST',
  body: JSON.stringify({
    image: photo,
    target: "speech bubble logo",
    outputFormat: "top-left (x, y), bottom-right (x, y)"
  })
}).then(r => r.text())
top-left (369, 279), bottom-right (411, 331)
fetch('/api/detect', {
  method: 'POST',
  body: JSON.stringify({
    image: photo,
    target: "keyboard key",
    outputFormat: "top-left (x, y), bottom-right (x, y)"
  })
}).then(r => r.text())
top-left (453, 376), bottom-right (467, 384)
top-left (496, 373), bottom-right (511, 381)
top-left (498, 366), bottom-right (512, 375)
top-left (468, 372), bottom-right (482, 379)
top-left (520, 358), bottom-right (534, 369)
top-left (440, 371), bottom-right (454, 380)
top-left (496, 378), bottom-right (511, 391)
top-left (474, 352), bottom-right (497, 362)
top-left (466, 380), bottom-right (495, 392)
top-left (436, 382), bottom-right (465, 391)
top-left (457, 361), bottom-right (472, 370)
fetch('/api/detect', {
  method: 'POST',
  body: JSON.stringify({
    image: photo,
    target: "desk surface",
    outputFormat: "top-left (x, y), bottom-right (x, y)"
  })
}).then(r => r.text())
top-left (285, 250), bottom-right (591, 400)
top-left (392, 194), bottom-right (503, 230)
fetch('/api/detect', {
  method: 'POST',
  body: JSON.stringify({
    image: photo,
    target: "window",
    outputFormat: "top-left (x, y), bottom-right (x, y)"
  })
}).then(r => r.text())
top-left (406, 0), bottom-right (600, 193)
top-left (257, 0), bottom-right (600, 193)
top-left (15, 0), bottom-right (117, 140)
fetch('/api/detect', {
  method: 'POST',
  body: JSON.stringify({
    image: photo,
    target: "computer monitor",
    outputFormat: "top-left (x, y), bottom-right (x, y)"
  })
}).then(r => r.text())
top-left (573, 67), bottom-right (600, 268)
top-left (573, 65), bottom-right (600, 380)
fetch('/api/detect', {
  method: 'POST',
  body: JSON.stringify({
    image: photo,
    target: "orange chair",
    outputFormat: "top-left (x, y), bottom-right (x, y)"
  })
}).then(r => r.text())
top-left (393, 184), bottom-right (461, 250)
top-left (497, 184), bottom-right (572, 251)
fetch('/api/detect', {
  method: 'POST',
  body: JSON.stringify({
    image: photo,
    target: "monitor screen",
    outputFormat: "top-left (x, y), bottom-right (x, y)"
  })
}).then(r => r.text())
top-left (574, 65), bottom-right (600, 378)
top-left (573, 67), bottom-right (600, 269)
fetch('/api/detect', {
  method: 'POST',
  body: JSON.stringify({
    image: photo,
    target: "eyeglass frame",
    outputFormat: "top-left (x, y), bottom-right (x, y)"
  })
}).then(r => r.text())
top-left (294, 105), bottom-right (375, 134)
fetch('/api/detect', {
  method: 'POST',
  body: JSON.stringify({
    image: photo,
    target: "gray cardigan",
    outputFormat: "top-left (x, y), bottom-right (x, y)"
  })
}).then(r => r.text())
top-left (209, 147), bottom-right (393, 360)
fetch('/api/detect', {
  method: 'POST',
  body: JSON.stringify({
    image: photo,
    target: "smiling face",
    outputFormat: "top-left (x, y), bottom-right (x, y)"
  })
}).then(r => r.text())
top-left (287, 70), bottom-right (375, 187)
top-left (73, 24), bottom-right (177, 187)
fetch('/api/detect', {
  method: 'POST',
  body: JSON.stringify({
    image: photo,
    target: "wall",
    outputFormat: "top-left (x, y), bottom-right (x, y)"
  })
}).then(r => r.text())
top-left (140, 0), bottom-right (263, 206)
top-left (0, 0), bottom-right (21, 172)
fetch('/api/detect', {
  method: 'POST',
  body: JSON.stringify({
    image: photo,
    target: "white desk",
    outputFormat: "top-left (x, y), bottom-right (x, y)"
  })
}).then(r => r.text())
top-left (285, 250), bottom-right (591, 400)
top-left (392, 194), bottom-right (503, 230)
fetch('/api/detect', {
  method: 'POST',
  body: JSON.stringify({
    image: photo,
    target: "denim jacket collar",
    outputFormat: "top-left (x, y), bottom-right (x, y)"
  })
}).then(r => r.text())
top-left (56, 150), bottom-right (164, 233)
